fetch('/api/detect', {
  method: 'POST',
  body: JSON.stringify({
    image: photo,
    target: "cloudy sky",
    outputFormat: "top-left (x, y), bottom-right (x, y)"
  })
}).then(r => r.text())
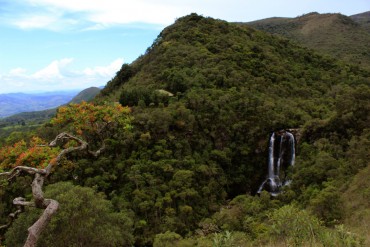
top-left (0, 0), bottom-right (369, 94)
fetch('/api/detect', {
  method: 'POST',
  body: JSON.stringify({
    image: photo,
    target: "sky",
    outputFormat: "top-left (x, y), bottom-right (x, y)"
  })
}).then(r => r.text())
top-left (0, 0), bottom-right (369, 94)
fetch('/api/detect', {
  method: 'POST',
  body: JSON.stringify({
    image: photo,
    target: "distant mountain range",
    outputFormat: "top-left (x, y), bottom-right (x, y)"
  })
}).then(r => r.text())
top-left (0, 87), bottom-right (101, 126)
top-left (0, 91), bottom-right (78, 118)
top-left (245, 11), bottom-right (370, 70)
top-left (351, 11), bottom-right (370, 32)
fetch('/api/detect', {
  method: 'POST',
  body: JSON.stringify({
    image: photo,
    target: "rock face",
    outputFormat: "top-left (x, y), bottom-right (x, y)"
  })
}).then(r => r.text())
top-left (286, 128), bottom-right (301, 143)
top-left (257, 130), bottom-right (296, 196)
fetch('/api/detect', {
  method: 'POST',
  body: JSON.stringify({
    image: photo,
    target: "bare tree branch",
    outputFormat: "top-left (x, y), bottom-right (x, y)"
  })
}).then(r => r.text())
top-left (0, 166), bottom-right (47, 180)
top-left (0, 132), bottom-right (105, 247)
top-left (0, 207), bottom-right (23, 230)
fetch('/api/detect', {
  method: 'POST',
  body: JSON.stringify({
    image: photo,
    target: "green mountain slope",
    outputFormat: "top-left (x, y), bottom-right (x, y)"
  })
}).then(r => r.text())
top-left (342, 161), bottom-right (370, 244)
top-left (246, 12), bottom-right (370, 70)
top-left (92, 13), bottom-right (370, 244)
top-left (69, 87), bottom-right (101, 104)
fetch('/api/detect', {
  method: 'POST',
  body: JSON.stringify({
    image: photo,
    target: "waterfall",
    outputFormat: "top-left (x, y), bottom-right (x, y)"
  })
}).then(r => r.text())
top-left (268, 133), bottom-right (275, 178)
top-left (257, 130), bottom-right (296, 196)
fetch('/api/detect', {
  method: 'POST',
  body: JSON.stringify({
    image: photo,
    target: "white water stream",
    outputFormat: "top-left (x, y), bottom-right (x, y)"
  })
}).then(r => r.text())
top-left (257, 130), bottom-right (295, 196)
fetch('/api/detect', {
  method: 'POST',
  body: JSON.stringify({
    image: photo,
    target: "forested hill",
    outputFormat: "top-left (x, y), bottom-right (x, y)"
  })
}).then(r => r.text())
top-left (245, 12), bottom-right (370, 70)
top-left (98, 13), bottom-right (369, 102)
top-left (92, 13), bottom-right (370, 244)
top-left (2, 13), bottom-right (370, 246)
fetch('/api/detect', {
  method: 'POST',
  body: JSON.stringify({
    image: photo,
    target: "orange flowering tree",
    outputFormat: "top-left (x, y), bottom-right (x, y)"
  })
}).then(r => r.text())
top-left (0, 137), bottom-right (60, 171)
top-left (52, 101), bottom-right (132, 136)
top-left (0, 102), bottom-right (132, 247)
top-left (51, 101), bottom-right (132, 155)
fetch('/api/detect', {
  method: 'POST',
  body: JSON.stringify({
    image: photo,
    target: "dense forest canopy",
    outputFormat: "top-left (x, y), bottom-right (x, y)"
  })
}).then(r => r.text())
top-left (1, 13), bottom-right (369, 246)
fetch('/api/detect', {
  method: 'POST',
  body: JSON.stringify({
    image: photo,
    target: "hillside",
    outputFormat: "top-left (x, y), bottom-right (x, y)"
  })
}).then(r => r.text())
top-left (342, 160), bottom-right (370, 244)
top-left (246, 12), bottom-right (370, 70)
top-left (95, 13), bottom-right (370, 244)
top-left (351, 11), bottom-right (370, 32)
top-left (1, 14), bottom-right (370, 246)
top-left (69, 87), bottom-right (101, 104)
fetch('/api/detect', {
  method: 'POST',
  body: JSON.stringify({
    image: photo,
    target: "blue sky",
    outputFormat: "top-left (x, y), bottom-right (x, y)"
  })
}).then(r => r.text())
top-left (0, 0), bottom-right (369, 94)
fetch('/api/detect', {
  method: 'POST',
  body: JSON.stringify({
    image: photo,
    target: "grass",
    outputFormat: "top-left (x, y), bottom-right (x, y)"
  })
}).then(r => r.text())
top-left (342, 165), bottom-right (370, 246)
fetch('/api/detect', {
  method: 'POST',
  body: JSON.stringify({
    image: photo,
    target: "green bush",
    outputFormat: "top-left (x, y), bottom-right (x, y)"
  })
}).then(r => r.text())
top-left (266, 204), bottom-right (364, 247)
top-left (5, 182), bottom-right (134, 247)
top-left (153, 231), bottom-right (183, 247)
top-left (267, 204), bottom-right (322, 246)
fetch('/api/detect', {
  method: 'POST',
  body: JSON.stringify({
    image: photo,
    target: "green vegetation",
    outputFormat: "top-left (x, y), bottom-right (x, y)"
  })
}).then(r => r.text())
top-left (247, 12), bottom-right (370, 70)
top-left (1, 13), bottom-right (369, 246)
top-left (5, 182), bottom-right (134, 247)
top-left (342, 164), bottom-right (370, 244)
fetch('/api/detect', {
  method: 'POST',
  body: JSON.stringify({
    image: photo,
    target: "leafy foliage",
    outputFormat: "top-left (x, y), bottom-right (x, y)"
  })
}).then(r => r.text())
top-left (266, 205), bottom-right (364, 247)
top-left (0, 137), bottom-right (59, 170)
top-left (5, 182), bottom-right (134, 247)
top-left (51, 101), bottom-right (132, 137)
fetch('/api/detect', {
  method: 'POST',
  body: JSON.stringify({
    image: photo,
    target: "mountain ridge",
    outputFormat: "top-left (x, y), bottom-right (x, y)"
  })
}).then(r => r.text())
top-left (0, 91), bottom-right (78, 118)
top-left (351, 10), bottom-right (370, 32)
top-left (245, 12), bottom-right (370, 70)
top-left (0, 87), bottom-right (101, 139)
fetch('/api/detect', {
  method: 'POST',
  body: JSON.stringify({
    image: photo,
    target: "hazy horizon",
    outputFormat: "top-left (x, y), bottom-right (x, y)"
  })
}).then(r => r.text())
top-left (0, 86), bottom-right (103, 96)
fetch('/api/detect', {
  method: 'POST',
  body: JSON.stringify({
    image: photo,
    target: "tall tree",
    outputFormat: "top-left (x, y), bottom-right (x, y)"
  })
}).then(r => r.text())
top-left (0, 102), bottom-right (132, 246)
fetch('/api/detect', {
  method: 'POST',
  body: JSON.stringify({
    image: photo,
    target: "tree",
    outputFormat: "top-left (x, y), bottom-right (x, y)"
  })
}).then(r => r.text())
top-left (153, 231), bottom-right (183, 247)
top-left (5, 182), bottom-right (134, 247)
top-left (0, 102), bottom-right (132, 246)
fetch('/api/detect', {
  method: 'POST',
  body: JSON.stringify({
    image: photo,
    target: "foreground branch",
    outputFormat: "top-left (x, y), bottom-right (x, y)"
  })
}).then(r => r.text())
top-left (0, 207), bottom-right (23, 231)
top-left (0, 132), bottom-right (104, 247)
top-left (24, 199), bottom-right (59, 247)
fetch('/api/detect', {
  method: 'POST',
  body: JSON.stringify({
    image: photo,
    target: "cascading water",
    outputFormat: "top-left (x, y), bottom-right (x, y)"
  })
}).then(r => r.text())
top-left (257, 130), bottom-right (296, 196)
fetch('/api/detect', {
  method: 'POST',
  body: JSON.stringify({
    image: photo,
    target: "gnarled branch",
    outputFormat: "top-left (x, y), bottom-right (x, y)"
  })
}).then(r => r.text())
top-left (0, 132), bottom-right (105, 247)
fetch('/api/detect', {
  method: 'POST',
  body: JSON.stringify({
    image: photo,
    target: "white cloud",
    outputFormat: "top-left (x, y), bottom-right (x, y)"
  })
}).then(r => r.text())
top-left (33, 58), bottom-right (74, 80)
top-left (8, 0), bottom-right (259, 31)
top-left (3, 0), bottom-right (369, 31)
top-left (10, 0), bottom-right (184, 31)
top-left (27, 0), bottom-right (182, 25)
top-left (83, 58), bottom-right (123, 77)
top-left (0, 58), bottom-right (123, 93)
top-left (9, 68), bottom-right (28, 76)
top-left (13, 14), bottom-right (59, 29)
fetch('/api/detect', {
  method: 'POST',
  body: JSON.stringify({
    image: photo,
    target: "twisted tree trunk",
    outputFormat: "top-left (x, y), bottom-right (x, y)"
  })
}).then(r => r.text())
top-left (0, 132), bottom-right (101, 247)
